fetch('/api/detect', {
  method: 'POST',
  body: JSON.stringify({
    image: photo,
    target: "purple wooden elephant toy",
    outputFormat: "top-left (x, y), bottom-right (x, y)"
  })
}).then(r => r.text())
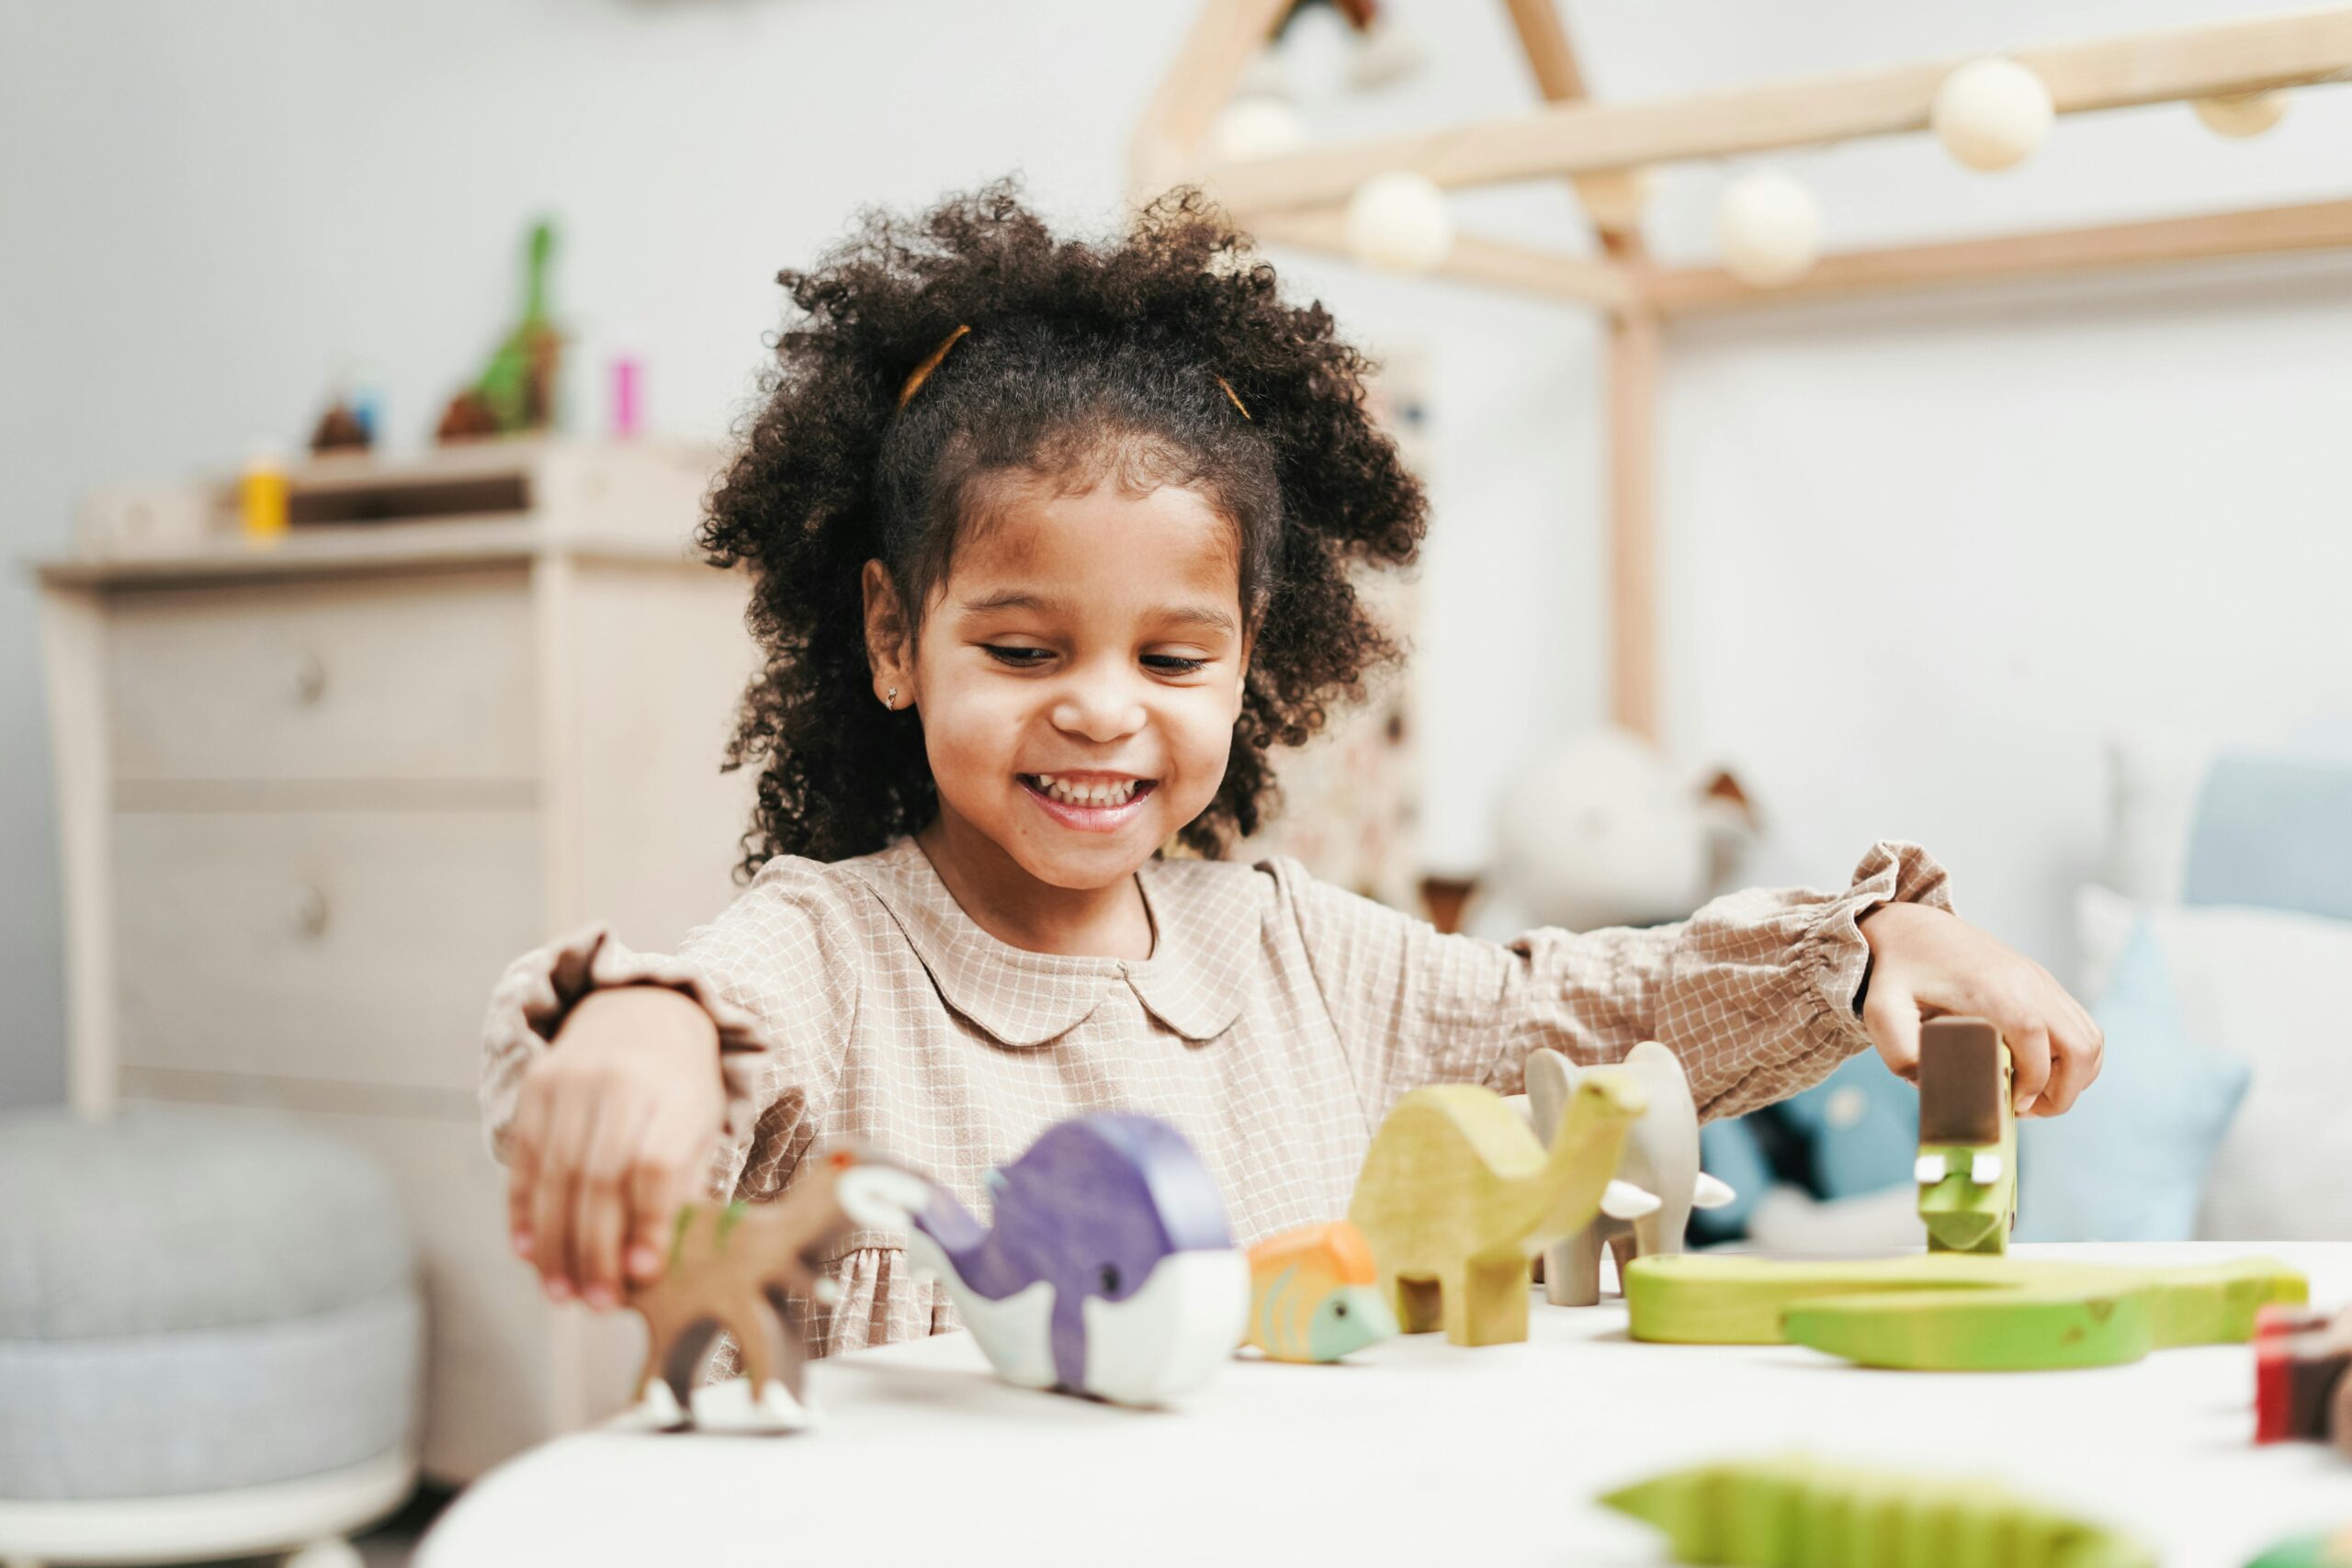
top-left (850, 1113), bottom-right (1249, 1406)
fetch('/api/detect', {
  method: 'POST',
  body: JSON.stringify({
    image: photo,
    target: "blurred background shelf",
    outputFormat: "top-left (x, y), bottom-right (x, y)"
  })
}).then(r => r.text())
top-left (34, 438), bottom-right (756, 1483)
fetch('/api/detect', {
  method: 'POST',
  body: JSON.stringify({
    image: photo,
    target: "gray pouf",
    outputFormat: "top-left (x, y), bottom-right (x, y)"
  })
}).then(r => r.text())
top-left (0, 1106), bottom-right (423, 1503)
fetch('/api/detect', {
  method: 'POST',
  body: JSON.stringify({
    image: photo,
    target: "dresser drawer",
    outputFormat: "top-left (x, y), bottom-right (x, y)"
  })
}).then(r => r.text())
top-left (106, 569), bottom-right (537, 783)
top-left (114, 810), bottom-right (543, 1095)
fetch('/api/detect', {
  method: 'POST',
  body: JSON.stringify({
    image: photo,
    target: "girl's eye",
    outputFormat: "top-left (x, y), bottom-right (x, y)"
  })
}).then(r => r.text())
top-left (983, 648), bottom-right (1207, 675)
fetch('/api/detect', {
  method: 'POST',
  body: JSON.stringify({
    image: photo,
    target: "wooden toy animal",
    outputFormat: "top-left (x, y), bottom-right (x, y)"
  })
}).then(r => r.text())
top-left (854, 1112), bottom-right (1250, 1407)
top-left (1625, 1250), bottom-right (2307, 1371)
top-left (1915, 1016), bottom-right (2017, 1255)
top-left (1348, 1072), bottom-right (1656, 1348)
top-left (623, 1142), bottom-right (930, 1431)
top-left (1601, 1455), bottom-right (2154, 1568)
top-left (1242, 1221), bottom-right (1397, 1363)
top-left (2255, 1303), bottom-right (2352, 1453)
top-left (1509, 1042), bottom-right (1735, 1305)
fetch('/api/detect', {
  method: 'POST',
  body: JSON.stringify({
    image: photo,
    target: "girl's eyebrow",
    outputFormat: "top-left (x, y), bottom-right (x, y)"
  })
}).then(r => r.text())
top-left (956, 590), bottom-right (1237, 637)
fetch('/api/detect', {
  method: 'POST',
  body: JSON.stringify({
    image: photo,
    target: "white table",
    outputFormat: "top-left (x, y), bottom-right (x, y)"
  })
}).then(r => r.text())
top-left (417, 1245), bottom-right (2352, 1567)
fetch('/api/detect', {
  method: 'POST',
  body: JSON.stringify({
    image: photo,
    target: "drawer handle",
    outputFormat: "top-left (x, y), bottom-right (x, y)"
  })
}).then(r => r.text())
top-left (287, 651), bottom-right (329, 705)
top-left (288, 886), bottom-right (331, 940)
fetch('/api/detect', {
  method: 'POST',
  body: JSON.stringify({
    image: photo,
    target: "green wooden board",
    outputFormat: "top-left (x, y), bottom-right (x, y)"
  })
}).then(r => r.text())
top-left (1623, 1252), bottom-right (2306, 1371)
top-left (1601, 1455), bottom-right (2155, 1568)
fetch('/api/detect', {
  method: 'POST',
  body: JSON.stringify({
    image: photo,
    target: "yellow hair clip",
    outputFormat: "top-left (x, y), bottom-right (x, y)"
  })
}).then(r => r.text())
top-left (1215, 375), bottom-right (1252, 421)
top-left (897, 323), bottom-right (971, 409)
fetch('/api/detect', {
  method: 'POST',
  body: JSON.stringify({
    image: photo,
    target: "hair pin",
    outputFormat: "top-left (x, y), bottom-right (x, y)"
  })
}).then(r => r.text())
top-left (896, 322), bottom-right (1252, 423)
top-left (897, 323), bottom-right (972, 408)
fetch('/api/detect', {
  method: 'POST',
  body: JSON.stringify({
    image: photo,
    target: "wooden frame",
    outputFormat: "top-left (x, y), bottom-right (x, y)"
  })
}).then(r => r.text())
top-left (1133, 3), bottom-right (2352, 739)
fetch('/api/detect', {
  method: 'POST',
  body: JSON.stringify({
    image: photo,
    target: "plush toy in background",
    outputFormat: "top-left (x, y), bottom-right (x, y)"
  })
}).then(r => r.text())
top-left (1256, 0), bottom-right (1422, 95)
top-left (1240, 1221), bottom-right (1397, 1363)
top-left (1481, 726), bottom-right (1758, 936)
top-left (1349, 1076), bottom-right (1657, 1348)
top-left (1508, 1043), bottom-right (1734, 1305)
top-left (1694, 1051), bottom-right (1927, 1253)
top-left (437, 219), bottom-right (563, 444)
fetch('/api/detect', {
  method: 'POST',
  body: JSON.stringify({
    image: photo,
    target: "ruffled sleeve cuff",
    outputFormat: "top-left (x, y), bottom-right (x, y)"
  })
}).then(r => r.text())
top-left (1679, 839), bottom-right (1954, 1123)
top-left (478, 922), bottom-right (779, 1184)
top-left (1800, 838), bottom-right (1954, 1045)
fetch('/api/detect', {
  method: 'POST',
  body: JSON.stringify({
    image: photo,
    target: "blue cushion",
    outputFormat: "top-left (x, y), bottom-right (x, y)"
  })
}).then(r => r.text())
top-left (1693, 1117), bottom-right (1774, 1237)
top-left (2016, 916), bottom-right (2250, 1242)
top-left (2184, 751), bottom-right (2352, 923)
top-left (1691, 1054), bottom-right (1917, 1244)
top-left (1771, 1052), bottom-right (1918, 1200)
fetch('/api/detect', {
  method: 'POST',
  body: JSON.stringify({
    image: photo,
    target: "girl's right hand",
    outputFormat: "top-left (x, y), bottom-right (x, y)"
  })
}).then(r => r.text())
top-left (503, 986), bottom-right (728, 1310)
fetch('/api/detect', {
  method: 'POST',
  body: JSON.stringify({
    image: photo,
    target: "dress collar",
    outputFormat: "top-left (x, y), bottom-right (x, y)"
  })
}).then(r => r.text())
top-left (842, 837), bottom-right (1261, 1047)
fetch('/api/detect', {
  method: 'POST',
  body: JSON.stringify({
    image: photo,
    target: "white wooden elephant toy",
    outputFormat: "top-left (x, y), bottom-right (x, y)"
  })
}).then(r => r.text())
top-left (1508, 1041), bottom-right (1736, 1305)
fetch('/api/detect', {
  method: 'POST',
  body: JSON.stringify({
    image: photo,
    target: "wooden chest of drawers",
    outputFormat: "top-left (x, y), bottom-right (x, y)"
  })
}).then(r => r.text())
top-left (37, 439), bottom-right (757, 1483)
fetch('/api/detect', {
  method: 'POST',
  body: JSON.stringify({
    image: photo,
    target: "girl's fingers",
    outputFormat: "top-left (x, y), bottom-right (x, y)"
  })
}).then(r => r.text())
top-left (2002, 1019), bottom-right (2053, 1116)
top-left (1861, 980), bottom-right (1923, 1082)
top-left (533, 1090), bottom-right (597, 1303)
top-left (2034, 992), bottom-right (2105, 1117)
top-left (505, 1083), bottom-right (548, 1261)
top-left (625, 1127), bottom-right (695, 1286)
top-left (571, 1092), bottom-right (650, 1310)
top-left (2034, 1036), bottom-right (2089, 1116)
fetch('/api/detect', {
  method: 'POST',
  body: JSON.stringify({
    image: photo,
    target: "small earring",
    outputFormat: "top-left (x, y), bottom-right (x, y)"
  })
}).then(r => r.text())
top-left (884, 687), bottom-right (899, 710)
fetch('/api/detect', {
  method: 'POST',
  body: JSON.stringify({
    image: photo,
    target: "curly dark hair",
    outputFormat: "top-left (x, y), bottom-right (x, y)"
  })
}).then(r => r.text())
top-left (698, 177), bottom-right (1428, 878)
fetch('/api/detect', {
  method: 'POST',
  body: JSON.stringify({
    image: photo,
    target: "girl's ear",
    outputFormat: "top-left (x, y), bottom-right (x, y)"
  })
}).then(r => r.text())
top-left (862, 560), bottom-right (914, 705)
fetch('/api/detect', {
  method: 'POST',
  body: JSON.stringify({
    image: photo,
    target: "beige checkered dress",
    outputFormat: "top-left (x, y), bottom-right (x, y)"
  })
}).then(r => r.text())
top-left (481, 836), bottom-right (1950, 1365)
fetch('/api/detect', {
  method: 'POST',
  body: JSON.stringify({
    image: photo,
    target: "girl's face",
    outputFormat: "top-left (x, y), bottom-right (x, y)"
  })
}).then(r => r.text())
top-left (867, 475), bottom-right (1250, 891)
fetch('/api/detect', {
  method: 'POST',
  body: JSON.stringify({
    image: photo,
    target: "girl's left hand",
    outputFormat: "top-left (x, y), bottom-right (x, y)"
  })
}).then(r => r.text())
top-left (1856, 902), bottom-right (2105, 1117)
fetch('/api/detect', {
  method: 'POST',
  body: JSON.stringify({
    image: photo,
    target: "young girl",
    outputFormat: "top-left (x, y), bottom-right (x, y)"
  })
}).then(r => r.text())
top-left (481, 181), bottom-right (2101, 1362)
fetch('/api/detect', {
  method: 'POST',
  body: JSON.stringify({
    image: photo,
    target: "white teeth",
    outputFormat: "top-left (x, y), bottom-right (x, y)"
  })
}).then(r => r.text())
top-left (1032, 775), bottom-right (1142, 808)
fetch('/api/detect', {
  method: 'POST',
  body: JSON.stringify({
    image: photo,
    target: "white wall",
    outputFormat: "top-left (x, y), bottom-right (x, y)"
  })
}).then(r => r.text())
top-left (4, 0), bottom-right (2348, 1105)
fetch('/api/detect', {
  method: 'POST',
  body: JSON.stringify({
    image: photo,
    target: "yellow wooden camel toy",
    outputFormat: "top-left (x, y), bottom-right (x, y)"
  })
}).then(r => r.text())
top-left (1348, 1070), bottom-right (1654, 1347)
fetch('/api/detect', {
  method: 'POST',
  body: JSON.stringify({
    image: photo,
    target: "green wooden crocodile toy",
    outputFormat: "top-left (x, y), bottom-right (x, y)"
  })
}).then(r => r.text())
top-left (1625, 1251), bottom-right (2306, 1371)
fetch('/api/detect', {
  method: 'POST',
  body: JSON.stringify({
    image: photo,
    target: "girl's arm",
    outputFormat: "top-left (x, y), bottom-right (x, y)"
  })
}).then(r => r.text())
top-left (480, 857), bottom-right (865, 1301)
top-left (1270, 841), bottom-right (1952, 1125)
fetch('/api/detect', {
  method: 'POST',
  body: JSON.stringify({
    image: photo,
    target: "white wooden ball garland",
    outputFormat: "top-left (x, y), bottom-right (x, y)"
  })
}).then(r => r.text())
top-left (1344, 170), bottom-right (1456, 274)
top-left (1716, 170), bottom-right (1822, 288)
top-left (1931, 58), bottom-right (2054, 172)
top-left (1211, 95), bottom-right (1306, 163)
top-left (2193, 91), bottom-right (2288, 139)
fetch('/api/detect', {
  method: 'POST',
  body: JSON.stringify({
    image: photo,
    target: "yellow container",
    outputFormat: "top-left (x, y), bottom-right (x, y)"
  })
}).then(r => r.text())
top-left (240, 449), bottom-right (289, 539)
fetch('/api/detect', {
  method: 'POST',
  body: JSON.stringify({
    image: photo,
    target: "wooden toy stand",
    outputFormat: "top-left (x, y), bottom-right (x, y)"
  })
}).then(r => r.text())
top-left (1132, 4), bottom-right (2352, 740)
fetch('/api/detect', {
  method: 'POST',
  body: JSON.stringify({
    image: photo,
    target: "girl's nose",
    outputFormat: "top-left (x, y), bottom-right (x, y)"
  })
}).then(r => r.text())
top-left (1050, 672), bottom-right (1147, 742)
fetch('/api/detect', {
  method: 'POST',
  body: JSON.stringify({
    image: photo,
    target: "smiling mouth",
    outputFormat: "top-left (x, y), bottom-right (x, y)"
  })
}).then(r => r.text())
top-left (1018, 773), bottom-right (1158, 810)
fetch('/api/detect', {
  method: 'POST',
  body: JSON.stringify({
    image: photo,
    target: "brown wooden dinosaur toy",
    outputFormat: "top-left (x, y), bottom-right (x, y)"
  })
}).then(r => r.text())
top-left (622, 1141), bottom-right (932, 1433)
